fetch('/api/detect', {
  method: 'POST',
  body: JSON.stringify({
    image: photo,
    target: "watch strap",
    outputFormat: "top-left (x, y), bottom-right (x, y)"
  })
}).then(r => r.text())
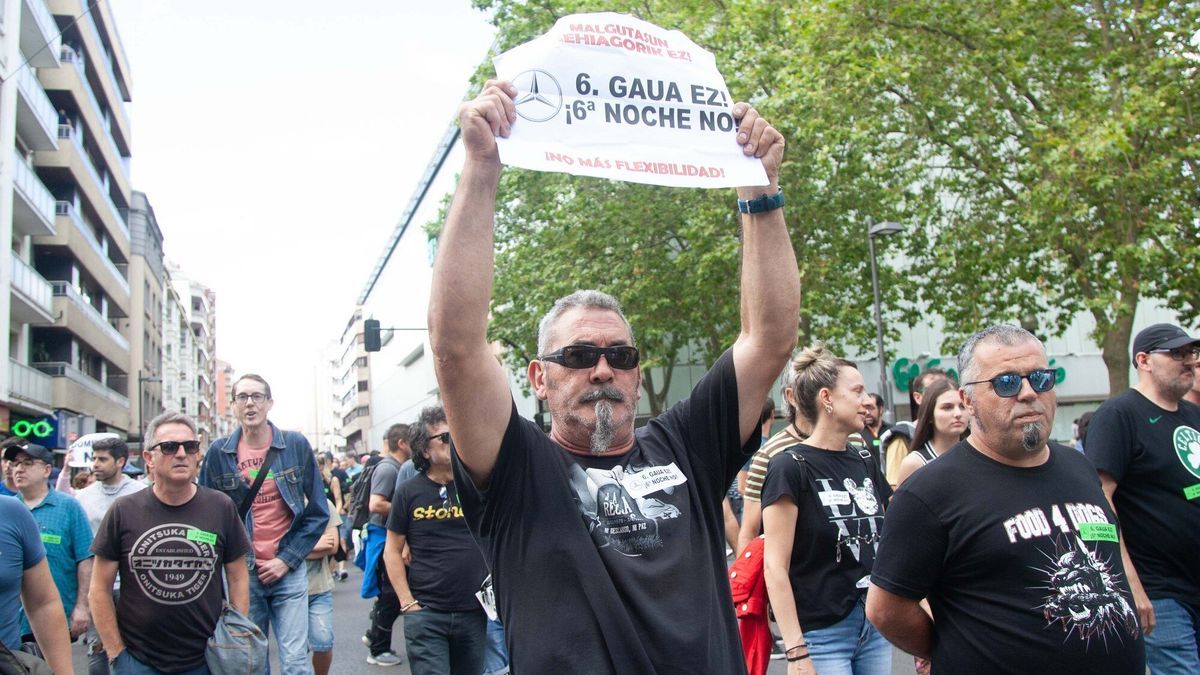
top-left (737, 188), bottom-right (784, 214)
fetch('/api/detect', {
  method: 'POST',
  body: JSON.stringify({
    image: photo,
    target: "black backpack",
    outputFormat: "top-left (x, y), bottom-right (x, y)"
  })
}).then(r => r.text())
top-left (348, 461), bottom-right (382, 530)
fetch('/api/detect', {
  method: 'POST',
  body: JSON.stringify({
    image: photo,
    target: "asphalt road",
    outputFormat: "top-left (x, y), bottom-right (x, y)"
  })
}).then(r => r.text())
top-left (70, 564), bottom-right (917, 674)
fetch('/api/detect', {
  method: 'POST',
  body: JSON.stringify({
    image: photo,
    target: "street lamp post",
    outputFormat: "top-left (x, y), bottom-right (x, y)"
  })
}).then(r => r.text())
top-left (867, 217), bottom-right (905, 424)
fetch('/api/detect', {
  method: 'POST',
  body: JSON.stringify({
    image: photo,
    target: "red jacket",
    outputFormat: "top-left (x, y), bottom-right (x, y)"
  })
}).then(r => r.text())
top-left (729, 537), bottom-right (771, 675)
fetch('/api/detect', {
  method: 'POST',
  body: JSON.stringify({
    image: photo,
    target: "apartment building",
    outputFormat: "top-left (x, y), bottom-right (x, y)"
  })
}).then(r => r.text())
top-left (0, 0), bottom-right (137, 448)
top-left (214, 358), bottom-right (236, 438)
top-left (126, 190), bottom-right (163, 442)
top-left (162, 262), bottom-right (216, 442)
top-left (330, 307), bottom-right (372, 455)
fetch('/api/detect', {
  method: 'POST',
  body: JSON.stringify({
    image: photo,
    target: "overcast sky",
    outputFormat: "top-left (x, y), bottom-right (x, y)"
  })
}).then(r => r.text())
top-left (106, 1), bottom-right (496, 430)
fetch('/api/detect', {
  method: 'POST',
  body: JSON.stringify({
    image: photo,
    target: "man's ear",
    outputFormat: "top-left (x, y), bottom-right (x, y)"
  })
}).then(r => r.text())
top-left (528, 360), bottom-right (550, 401)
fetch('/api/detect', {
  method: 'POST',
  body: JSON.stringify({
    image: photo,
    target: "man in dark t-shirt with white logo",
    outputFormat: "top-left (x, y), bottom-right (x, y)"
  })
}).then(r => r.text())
top-left (867, 325), bottom-right (1145, 674)
top-left (429, 81), bottom-right (799, 673)
top-left (383, 406), bottom-right (488, 673)
top-left (90, 411), bottom-right (250, 674)
top-left (1086, 323), bottom-right (1200, 675)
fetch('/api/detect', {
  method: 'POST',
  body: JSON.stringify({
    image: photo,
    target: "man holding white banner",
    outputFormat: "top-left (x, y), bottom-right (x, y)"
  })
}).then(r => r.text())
top-left (428, 14), bottom-right (799, 673)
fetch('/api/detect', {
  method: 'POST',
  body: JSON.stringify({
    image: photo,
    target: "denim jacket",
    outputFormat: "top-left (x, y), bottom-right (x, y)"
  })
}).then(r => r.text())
top-left (199, 423), bottom-right (329, 570)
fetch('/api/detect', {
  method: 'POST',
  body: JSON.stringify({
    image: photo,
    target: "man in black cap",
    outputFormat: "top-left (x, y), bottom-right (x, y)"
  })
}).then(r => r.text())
top-left (1086, 322), bottom-right (1200, 675)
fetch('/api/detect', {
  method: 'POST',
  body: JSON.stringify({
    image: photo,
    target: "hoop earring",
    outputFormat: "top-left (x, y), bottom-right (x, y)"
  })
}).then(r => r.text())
top-left (824, 405), bottom-right (833, 414)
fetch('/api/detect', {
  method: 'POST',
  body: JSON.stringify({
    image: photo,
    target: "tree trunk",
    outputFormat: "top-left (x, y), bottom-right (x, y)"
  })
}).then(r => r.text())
top-left (641, 362), bottom-right (675, 417)
top-left (1094, 297), bottom-right (1137, 398)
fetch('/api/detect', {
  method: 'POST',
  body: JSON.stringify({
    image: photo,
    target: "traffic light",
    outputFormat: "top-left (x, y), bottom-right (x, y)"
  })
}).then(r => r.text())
top-left (364, 319), bottom-right (382, 352)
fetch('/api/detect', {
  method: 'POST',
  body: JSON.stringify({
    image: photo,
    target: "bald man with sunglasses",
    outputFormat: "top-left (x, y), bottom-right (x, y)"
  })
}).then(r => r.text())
top-left (867, 325), bottom-right (1145, 674)
top-left (428, 80), bottom-right (800, 673)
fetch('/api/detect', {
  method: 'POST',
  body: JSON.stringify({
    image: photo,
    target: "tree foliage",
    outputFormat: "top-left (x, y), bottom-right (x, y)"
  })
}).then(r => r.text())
top-left (445, 0), bottom-right (1198, 401)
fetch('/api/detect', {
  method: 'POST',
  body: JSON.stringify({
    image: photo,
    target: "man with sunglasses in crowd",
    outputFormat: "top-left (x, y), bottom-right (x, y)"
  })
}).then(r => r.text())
top-left (428, 80), bottom-right (799, 672)
top-left (383, 406), bottom-right (488, 672)
top-left (867, 324), bottom-right (1145, 674)
top-left (90, 411), bottom-right (250, 674)
top-left (199, 374), bottom-right (328, 675)
top-left (1085, 323), bottom-right (1200, 675)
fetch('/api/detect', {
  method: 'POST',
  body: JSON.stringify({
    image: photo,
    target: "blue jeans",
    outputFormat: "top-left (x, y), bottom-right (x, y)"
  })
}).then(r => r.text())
top-left (803, 597), bottom-right (892, 675)
top-left (308, 590), bottom-right (334, 653)
top-left (112, 650), bottom-right (209, 675)
top-left (483, 618), bottom-right (510, 675)
top-left (248, 564), bottom-right (310, 675)
top-left (403, 607), bottom-right (487, 675)
top-left (1145, 597), bottom-right (1200, 675)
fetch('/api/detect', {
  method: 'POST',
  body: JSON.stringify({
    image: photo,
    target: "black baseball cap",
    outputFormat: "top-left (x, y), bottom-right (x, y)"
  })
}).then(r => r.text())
top-left (1132, 323), bottom-right (1200, 359)
top-left (4, 442), bottom-right (54, 463)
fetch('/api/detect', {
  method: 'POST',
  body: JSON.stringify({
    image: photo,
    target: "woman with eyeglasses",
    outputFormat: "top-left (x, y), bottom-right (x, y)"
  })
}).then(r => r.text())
top-left (762, 344), bottom-right (894, 675)
top-left (894, 379), bottom-right (969, 488)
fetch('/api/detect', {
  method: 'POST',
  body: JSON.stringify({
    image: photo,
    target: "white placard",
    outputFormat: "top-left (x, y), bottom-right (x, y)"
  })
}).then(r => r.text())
top-left (493, 12), bottom-right (769, 188)
top-left (68, 432), bottom-right (120, 468)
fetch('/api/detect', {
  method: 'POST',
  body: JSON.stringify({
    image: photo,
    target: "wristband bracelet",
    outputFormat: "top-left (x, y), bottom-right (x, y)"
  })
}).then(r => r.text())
top-left (785, 644), bottom-right (810, 662)
top-left (401, 600), bottom-right (420, 612)
top-left (737, 187), bottom-right (784, 214)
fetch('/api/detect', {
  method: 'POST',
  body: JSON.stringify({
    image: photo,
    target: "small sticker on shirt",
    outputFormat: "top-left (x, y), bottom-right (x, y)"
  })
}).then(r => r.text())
top-left (187, 529), bottom-right (218, 545)
top-left (1078, 522), bottom-right (1118, 543)
top-left (621, 463), bottom-right (687, 499)
top-left (818, 490), bottom-right (852, 508)
top-left (40, 533), bottom-right (61, 545)
top-left (1183, 483), bottom-right (1200, 501)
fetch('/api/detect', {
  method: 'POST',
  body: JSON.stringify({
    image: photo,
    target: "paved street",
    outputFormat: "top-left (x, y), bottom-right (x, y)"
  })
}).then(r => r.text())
top-left (71, 564), bottom-right (917, 674)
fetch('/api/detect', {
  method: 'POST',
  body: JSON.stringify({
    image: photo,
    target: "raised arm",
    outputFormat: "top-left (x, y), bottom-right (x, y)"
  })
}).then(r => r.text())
top-left (729, 104), bottom-right (800, 444)
top-left (428, 80), bottom-right (520, 489)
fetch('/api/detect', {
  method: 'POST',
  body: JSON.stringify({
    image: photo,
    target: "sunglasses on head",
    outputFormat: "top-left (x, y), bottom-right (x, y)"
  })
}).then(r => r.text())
top-left (539, 344), bottom-right (640, 370)
top-left (151, 440), bottom-right (202, 455)
top-left (964, 369), bottom-right (1056, 398)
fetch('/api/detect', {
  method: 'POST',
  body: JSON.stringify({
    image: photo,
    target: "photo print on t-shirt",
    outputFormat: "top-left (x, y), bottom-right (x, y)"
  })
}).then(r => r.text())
top-left (567, 463), bottom-right (684, 557)
top-left (1037, 535), bottom-right (1139, 644)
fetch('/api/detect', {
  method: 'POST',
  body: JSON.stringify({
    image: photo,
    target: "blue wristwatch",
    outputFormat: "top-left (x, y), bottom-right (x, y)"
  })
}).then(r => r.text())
top-left (737, 188), bottom-right (784, 214)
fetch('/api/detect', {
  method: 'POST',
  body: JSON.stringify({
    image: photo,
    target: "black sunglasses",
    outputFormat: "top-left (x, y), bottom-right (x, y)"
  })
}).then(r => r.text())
top-left (539, 345), bottom-right (640, 370)
top-left (964, 369), bottom-right (1056, 398)
top-left (151, 440), bottom-right (202, 455)
top-left (431, 432), bottom-right (451, 445)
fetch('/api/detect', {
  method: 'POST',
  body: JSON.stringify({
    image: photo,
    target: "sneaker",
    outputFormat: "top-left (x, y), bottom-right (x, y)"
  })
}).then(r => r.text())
top-left (367, 651), bottom-right (403, 667)
top-left (361, 633), bottom-right (371, 647)
top-left (339, 570), bottom-right (349, 581)
top-left (770, 637), bottom-right (786, 660)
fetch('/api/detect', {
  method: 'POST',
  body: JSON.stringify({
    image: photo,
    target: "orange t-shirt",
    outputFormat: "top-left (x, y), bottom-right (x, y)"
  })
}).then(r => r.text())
top-left (237, 438), bottom-right (292, 562)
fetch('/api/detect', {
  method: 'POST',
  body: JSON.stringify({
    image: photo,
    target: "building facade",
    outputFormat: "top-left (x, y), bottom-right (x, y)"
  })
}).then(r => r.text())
top-left (1, 0), bottom-right (137, 449)
top-left (213, 358), bottom-right (236, 438)
top-left (126, 190), bottom-right (163, 443)
top-left (329, 307), bottom-right (372, 455)
top-left (161, 262), bottom-right (216, 443)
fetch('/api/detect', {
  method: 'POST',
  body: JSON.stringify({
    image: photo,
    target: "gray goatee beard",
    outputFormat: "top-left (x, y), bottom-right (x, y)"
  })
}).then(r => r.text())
top-left (590, 399), bottom-right (616, 455)
top-left (1021, 422), bottom-right (1044, 453)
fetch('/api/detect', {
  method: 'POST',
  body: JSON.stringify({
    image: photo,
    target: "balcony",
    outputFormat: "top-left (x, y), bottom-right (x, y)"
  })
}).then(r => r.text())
top-left (55, 200), bottom-right (131, 298)
top-left (10, 252), bottom-right (55, 325)
top-left (79, 9), bottom-right (130, 129)
top-left (20, 0), bottom-right (61, 69)
top-left (15, 67), bottom-right (58, 150)
top-left (50, 281), bottom-right (130, 366)
top-left (11, 150), bottom-right (56, 237)
top-left (9, 359), bottom-right (54, 409)
top-left (43, 125), bottom-right (130, 245)
top-left (44, 45), bottom-right (132, 193)
top-left (34, 360), bottom-right (130, 429)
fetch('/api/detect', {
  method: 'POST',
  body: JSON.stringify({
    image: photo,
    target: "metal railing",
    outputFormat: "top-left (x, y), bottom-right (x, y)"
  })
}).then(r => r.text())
top-left (9, 359), bottom-right (53, 407)
top-left (50, 281), bottom-right (130, 351)
top-left (55, 200), bottom-right (130, 294)
top-left (79, 10), bottom-right (130, 129)
top-left (33, 361), bottom-right (129, 408)
top-left (24, 0), bottom-right (61, 63)
top-left (16, 65), bottom-right (59, 142)
top-left (10, 150), bottom-right (56, 231)
top-left (10, 251), bottom-right (53, 317)
top-left (57, 126), bottom-right (129, 240)
top-left (58, 42), bottom-right (131, 195)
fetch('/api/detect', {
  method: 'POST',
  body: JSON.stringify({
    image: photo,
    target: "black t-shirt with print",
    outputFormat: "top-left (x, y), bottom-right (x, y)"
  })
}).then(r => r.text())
top-left (1085, 390), bottom-right (1200, 606)
top-left (873, 441), bottom-right (1145, 674)
top-left (91, 487), bottom-right (250, 673)
top-left (760, 443), bottom-right (892, 630)
top-left (452, 350), bottom-right (754, 675)
top-left (386, 474), bottom-right (486, 612)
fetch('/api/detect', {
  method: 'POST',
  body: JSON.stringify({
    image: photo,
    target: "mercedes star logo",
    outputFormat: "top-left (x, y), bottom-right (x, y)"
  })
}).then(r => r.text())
top-left (512, 70), bottom-right (563, 123)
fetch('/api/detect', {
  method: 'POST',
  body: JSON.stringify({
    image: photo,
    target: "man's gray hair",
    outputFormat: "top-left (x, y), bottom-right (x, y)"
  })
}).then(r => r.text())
top-left (536, 290), bottom-right (634, 356)
top-left (145, 411), bottom-right (198, 445)
top-left (958, 325), bottom-right (1045, 394)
